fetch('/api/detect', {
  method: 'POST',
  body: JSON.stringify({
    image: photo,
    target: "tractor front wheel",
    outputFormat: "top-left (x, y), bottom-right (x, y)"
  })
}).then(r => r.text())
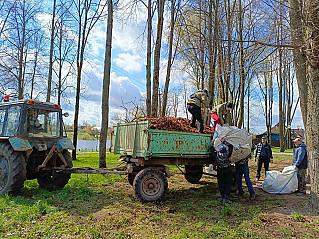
top-left (0, 143), bottom-right (26, 196)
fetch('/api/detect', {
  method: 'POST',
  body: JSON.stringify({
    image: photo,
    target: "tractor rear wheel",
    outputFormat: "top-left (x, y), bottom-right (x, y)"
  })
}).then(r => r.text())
top-left (37, 150), bottom-right (73, 190)
top-left (133, 168), bottom-right (168, 202)
top-left (0, 143), bottom-right (26, 196)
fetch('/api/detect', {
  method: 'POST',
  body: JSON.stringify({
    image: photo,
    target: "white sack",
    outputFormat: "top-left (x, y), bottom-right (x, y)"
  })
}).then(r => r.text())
top-left (213, 124), bottom-right (252, 163)
top-left (205, 164), bottom-right (215, 174)
top-left (262, 166), bottom-right (298, 194)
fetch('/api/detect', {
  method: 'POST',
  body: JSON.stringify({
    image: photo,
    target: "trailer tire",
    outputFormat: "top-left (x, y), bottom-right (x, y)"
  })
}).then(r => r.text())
top-left (184, 165), bottom-right (203, 184)
top-left (37, 150), bottom-right (73, 190)
top-left (0, 143), bottom-right (26, 196)
top-left (133, 168), bottom-right (168, 203)
top-left (127, 173), bottom-right (136, 186)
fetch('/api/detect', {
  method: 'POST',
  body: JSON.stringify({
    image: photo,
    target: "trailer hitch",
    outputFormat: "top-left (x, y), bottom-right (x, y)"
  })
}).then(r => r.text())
top-left (38, 144), bottom-right (68, 170)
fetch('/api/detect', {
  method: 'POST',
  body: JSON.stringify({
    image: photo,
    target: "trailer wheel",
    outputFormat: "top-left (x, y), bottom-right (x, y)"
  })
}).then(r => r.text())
top-left (127, 173), bottom-right (136, 186)
top-left (37, 150), bottom-right (73, 190)
top-left (0, 143), bottom-right (26, 196)
top-left (184, 165), bottom-right (203, 184)
top-left (133, 168), bottom-right (168, 203)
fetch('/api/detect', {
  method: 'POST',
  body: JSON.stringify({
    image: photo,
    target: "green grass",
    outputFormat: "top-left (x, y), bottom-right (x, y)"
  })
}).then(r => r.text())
top-left (0, 152), bottom-right (318, 238)
top-left (271, 147), bottom-right (294, 153)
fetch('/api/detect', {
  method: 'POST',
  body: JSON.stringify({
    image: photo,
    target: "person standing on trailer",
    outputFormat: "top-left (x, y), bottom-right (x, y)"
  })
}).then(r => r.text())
top-left (187, 89), bottom-right (209, 133)
top-left (210, 102), bottom-right (233, 131)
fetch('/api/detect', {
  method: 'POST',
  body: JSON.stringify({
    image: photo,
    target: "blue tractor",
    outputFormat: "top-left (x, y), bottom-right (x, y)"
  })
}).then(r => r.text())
top-left (0, 99), bottom-right (74, 196)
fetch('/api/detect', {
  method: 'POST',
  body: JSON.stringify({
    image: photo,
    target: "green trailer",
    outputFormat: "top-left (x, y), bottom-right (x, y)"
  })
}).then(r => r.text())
top-left (110, 120), bottom-right (223, 202)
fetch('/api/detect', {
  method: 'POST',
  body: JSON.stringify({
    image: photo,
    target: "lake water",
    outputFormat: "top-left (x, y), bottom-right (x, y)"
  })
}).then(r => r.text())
top-left (75, 139), bottom-right (110, 151)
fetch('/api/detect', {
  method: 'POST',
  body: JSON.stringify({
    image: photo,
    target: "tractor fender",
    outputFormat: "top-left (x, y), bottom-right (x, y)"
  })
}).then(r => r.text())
top-left (57, 138), bottom-right (75, 150)
top-left (8, 137), bottom-right (33, 157)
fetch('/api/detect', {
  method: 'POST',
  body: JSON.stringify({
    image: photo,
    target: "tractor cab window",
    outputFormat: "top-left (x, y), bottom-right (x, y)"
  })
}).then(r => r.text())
top-left (26, 108), bottom-right (61, 138)
top-left (4, 106), bottom-right (21, 136)
top-left (0, 108), bottom-right (6, 135)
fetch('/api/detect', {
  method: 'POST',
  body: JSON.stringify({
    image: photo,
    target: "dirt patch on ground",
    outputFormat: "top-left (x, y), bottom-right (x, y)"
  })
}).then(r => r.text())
top-left (90, 156), bottom-right (318, 238)
top-left (247, 212), bottom-right (319, 238)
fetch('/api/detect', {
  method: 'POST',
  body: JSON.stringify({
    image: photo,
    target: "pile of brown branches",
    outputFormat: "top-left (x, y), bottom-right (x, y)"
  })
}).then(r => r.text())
top-left (138, 117), bottom-right (214, 134)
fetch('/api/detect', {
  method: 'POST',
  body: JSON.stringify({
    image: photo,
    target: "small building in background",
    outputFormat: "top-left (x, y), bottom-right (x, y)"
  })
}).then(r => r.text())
top-left (254, 123), bottom-right (305, 147)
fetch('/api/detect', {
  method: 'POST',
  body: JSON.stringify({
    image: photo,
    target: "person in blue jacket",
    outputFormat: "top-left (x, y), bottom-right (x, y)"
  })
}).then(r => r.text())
top-left (292, 137), bottom-right (308, 195)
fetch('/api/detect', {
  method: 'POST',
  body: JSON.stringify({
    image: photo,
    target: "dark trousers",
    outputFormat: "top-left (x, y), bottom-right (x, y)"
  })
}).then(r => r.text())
top-left (217, 167), bottom-right (232, 199)
top-left (187, 104), bottom-right (204, 133)
top-left (236, 162), bottom-right (255, 195)
top-left (256, 156), bottom-right (270, 178)
top-left (297, 168), bottom-right (307, 193)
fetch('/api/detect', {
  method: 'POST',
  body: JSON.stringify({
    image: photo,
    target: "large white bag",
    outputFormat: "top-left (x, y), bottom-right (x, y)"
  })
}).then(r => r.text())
top-left (213, 124), bottom-right (252, 163)
top-left (262, 165), bottom-right (298, 194)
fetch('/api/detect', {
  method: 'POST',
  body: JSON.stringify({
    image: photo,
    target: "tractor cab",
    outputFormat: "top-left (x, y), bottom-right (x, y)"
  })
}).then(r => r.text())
top-left (0, 99), bottom-right (74, 196)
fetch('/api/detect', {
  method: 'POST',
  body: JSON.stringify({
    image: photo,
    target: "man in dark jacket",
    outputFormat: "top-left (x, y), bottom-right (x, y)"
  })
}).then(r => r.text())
top-left (292, 137), bottom-right (308, 195)
top-left (255, 136), bottom-right (273, 180)
top-left (187, 90), bottom-right (209, 133)
top-left (210, 102), bottom-right (232, 131)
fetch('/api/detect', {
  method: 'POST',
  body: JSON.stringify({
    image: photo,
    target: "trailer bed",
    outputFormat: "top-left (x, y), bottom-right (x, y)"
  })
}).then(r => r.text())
top-left (110, 121), bottom-right (212, 160)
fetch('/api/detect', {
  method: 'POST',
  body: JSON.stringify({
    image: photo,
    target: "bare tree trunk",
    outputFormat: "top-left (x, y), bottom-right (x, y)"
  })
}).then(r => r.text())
top-left (225, 0), bottom-right (232, 103)
top-left (151, 0), bottom-right (165, 117)
top-left (71, 0), bottom-right (107, 160)
top-left (278, 1), bottom-right (285, 152)
top-left (18, 14), bottom-right (26, 100)
top-left (162, 0), bottom-right (176, 117)
top-left (57, 22), bottom-right (63, 105)
top-left (288, 0), bottom-right (307, 127)
top-left (47, 0), bottom-right (56, 103)
top-left (247, 86), bottom-right (250, 132)
top-left (146, 0), bottom-right (152, 117)
top-left (99, 0), bottom-right (113, 168)
top-left (237, 0), bottom-right (245, 128)
top-left (207, 0), bottom-right (218, 124)
top-left (304, 0), bottom-right (319, 214)
top-left (72, 0), bottom-right (89, 161)
top-left (30, 50), bottom-right (38, 99)
top-left (288, 0), bottom-right (319, 213)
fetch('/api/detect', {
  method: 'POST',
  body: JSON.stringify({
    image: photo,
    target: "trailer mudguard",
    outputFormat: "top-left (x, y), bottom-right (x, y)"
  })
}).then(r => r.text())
top-left (57, 138), bottom-right (75, 150)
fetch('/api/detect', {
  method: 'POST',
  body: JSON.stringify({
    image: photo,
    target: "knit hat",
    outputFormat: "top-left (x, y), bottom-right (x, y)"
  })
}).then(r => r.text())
top-left (219, 144), bottom-right (227, 153)
top-left (203, 89), bottom-right (208, 96)
top-left (226, 102), bottom-right (233, 108)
